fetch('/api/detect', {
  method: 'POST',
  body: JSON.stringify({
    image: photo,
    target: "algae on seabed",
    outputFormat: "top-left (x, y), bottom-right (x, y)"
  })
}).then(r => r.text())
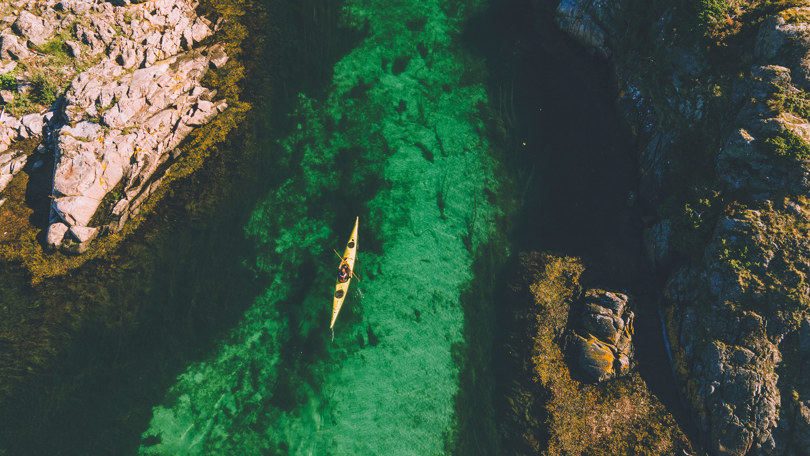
top-left (139, 0), bottom-right (512, 454)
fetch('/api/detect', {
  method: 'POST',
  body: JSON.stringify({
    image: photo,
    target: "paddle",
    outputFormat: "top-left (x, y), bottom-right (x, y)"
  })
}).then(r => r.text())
top-left (333, 249), bottom-right (361, 281)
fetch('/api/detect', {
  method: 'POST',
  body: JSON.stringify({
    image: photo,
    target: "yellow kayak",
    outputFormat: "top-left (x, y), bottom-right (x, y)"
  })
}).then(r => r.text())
top-left (331, 216), bottom-right (359, 329)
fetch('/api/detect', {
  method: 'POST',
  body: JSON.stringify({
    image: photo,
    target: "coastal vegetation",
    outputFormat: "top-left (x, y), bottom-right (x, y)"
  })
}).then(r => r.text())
top-left (502, 252), bottom-right (692, 455)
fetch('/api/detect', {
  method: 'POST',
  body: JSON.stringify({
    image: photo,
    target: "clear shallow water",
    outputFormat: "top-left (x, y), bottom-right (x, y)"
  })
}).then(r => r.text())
top-left (140, 0), bottom-right (509, 454)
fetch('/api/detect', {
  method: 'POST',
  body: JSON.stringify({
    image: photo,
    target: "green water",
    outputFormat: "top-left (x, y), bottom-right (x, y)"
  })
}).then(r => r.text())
top-left (140, 0), bottom-right (508, 454)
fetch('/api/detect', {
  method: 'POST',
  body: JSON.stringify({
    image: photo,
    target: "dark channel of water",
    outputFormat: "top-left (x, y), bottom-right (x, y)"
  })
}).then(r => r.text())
top-left (0, 0), bottom-right (690, 454)
top-left (468, 0), bottom-right (697, 449)
top-left (0, 1), bottom-right (363, 454)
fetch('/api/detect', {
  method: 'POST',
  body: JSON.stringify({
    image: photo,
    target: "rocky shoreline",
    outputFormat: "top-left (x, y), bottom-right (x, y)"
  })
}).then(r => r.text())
top-left (0, 0), bottom-right (230, 256)
top-left (550, 0), bottom-right (810, 454)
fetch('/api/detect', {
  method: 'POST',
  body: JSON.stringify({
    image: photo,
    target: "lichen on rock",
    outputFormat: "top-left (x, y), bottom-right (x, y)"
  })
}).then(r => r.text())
top-left (571, 289), bottom-right (635, 382)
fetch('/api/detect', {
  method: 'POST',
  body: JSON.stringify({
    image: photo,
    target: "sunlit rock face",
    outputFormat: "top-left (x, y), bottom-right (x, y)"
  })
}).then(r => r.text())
top-left (45, 0), bottom-right (227, 253)
top-left (0, 0), bottom-right (229, 253)
top-left (49, 47), bottom-right (227, 253)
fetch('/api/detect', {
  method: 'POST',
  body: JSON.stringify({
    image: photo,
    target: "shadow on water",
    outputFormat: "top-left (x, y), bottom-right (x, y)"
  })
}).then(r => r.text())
top-left (0, 1), bottom-right (365, 454)
top-left (455, 0), bottom-right (700, 452)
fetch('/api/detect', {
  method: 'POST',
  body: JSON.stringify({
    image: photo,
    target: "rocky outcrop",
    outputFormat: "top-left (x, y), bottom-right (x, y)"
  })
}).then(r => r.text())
top-left (552, 1), bottom-right (810, 455)
top-left (0, 0), bottom-right (231, 254)
top-left (571, 289), bottom-right (634, 382)
top-left (48, 45), bottom-right (227, 253)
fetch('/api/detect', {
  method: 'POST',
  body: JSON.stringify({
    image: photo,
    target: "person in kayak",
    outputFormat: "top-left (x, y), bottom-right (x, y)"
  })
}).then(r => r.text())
top-left (337, 261), bottom-right (351, 283)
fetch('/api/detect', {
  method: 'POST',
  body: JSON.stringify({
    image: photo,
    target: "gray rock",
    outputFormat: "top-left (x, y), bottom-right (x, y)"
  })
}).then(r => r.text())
top-left (0, 60), bottom-right (17, 75)
top-left (69, 225), bottom-right (98, 244)
top-left (57, 0), bottom-right (94, 15)
top-left (191, 17), bottom-right (212, 44)
top-left (206, 43), bottom-right (228, 69)
top-left (63, 120), bottom-right (102, 139)
top-left (19, 113), bottom-right (44, 137)
top-left (65, 39), bottom-right (81, 58)
top-left (0, 151), bottom-right (27, 193)
top-left (794, 401), bottom-right (810, 456)
top-left (0, 33), bottom-right (30, 60)
top-left (76, 23), bottom-right (104, 55)
top-left (0, 89), bottom-right (14, 104)
top-left (91, 17), bottom-right (117, 46)
top-left (0, 0), bottom-right (231, 255)
top-left (46, 222), bottom-right (69, 249)
top-left (555, 0), bottom-right (611, 58)
top-left (552, 3), bottom-right (810, 452)
top-left (49, 41), bottom-right (227, 251)
top-left (12, 11), bottom-right (55, 46)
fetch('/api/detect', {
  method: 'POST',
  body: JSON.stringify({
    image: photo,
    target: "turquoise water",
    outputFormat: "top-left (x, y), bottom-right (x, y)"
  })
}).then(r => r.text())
top-left (139, 0), bottom-right (509, 454)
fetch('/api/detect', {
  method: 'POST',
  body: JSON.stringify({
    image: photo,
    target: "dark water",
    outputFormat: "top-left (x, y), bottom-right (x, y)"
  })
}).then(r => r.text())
top-left (0, 0), bottom-right (688, 454)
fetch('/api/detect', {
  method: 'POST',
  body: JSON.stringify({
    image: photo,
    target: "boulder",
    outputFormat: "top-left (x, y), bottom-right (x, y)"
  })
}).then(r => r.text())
top-left (19, 113), bottom-right (44, 137)
top-left (0, 89), bottom-right (14, 104)
top-left (0, 33), bottom-right (30, 60)
top-left (56, 0), bottom-right (94, 15)
top-left (581, 289), bottom-right (632, 345)
top-left (0, 60), bottom-right (17, 75)
top-left (12, 11), bottom-right (55, 46)
top-left (65, 40), bottom-right (81, 58)
top-left (69, 225), bottom-right (99, 246)
top-left (46, 222), bottom-right (69, 249)
top-left (574, 334), bottom-right (616, 382)
top-left (0, 151), bottom-right (27, 193)
top-left (206, 42), bottom-right (228, 68)
top-left (571, 289), bottom-right (635, 382)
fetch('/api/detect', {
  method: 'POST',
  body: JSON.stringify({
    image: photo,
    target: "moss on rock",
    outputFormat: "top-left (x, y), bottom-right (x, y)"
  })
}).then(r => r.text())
top-left (502, 252), bottom-right (693, 455)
